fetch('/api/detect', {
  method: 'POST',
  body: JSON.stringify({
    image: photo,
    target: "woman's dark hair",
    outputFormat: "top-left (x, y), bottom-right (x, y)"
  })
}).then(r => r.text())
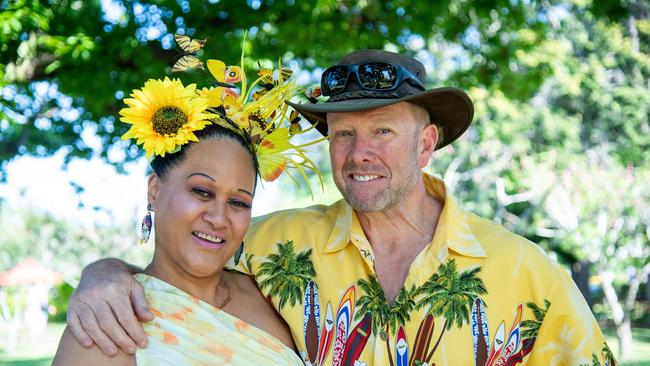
top-left (150, 123), bottom-right (259, 187)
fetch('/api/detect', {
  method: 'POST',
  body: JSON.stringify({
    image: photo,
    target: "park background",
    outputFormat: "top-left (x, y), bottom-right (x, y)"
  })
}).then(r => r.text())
top-left (0, 0), bottom-right (649, 364)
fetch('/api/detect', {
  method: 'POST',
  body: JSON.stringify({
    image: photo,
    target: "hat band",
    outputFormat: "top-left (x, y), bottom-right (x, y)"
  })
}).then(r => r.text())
top-left (328, 88), bottom-right (416, 102)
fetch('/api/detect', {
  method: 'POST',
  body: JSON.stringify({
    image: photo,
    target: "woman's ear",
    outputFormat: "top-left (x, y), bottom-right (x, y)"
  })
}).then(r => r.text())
top-left (147, 174), bottom-right (160, 210)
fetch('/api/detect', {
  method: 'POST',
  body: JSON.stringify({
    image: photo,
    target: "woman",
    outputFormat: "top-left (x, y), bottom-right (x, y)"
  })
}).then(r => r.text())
top-left (53, 123), bottom-right (304, 365)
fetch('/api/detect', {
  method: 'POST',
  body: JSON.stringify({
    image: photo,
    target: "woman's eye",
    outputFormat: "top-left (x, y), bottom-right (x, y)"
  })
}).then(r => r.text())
top-left (192, 188), bottom-right (212, 198)
top-left (229, 199), bottom-right (251, 209)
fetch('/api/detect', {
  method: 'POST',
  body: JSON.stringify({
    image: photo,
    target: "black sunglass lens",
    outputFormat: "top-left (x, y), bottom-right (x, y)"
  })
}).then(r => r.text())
top-left (322, 67), bottom-right (349, 95)
top-left (358, 63), bottom-right (397, 90)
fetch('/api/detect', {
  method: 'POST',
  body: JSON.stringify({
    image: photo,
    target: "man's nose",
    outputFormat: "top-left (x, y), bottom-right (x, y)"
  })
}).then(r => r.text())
top-left (348, 134), bottom-right (376, 163)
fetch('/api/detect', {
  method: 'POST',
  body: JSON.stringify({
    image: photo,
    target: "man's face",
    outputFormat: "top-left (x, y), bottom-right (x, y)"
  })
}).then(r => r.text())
top-left (327, 102), bottom-right (434, 212)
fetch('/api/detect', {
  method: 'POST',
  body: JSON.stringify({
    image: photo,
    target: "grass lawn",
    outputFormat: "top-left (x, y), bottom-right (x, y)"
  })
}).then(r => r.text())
top-left (0, 322), bottom-right (649, 365)
top-left (0, 322), bottom-right (65, 366)
top-left (604, 327), bottom-right (650, 366)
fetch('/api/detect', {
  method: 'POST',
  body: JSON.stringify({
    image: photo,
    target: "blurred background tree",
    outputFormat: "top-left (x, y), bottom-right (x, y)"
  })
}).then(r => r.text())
top-left (1, 0), bottom-right (649, 362)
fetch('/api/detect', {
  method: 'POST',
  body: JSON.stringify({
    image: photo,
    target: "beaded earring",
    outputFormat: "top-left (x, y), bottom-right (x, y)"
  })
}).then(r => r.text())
top-left (139, 203), bottom-right (152, 245)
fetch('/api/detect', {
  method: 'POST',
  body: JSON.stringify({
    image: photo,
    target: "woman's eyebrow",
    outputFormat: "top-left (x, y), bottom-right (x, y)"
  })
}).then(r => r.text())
top-left (238, 189), bottom-right (253, 198)
top-left (188, 172), bottom-right (253, 197)
top-left (186, 172), bottom-right (215, 181)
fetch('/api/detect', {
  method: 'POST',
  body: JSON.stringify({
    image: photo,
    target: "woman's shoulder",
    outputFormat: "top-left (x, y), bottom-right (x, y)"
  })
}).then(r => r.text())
top-left (52, 326), bottom-right (135, 366)
top-left (226, 271), bottom-right (296, 351)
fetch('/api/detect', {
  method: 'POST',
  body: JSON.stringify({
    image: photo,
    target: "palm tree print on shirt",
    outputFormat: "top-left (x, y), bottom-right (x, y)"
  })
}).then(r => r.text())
top-left (520, 299), bottom-right (550, 339)
top-left (581, 342), bottom-right (616, 366)
top-left (414, 258), bottom-right (488, 364)
top-left (356, 276), bottom-right (419, 366)
top-left (258, 240), bottom-right (316, 310)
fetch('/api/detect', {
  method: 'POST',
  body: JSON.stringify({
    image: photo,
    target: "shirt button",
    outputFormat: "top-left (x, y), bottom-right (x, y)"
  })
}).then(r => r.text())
top-left (380, 330), bottom-right (388, 340)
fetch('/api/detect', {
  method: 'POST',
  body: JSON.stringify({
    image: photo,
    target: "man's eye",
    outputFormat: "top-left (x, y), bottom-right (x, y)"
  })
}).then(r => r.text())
top-left (377, 128), bottom-right (391, 134)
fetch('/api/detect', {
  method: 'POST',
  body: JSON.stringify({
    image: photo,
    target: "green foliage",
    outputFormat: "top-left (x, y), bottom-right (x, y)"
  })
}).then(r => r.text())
top-left (1, 0), bottom-right (648, 358)
top-left (47, 282), bottom-right (74, 322)
top-left (0, 203), bottom-right (153, 280)
top-left (2, 0), bottom-right (638, 171)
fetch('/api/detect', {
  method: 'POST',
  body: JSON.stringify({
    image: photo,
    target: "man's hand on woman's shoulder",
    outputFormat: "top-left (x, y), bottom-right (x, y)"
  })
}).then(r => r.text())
top-left (67, 258), bottom-right (152, 356)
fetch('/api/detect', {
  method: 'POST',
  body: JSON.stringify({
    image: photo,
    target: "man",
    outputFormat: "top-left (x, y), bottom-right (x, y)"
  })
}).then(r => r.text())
top-left (68, 50), bottom-right (614, 365)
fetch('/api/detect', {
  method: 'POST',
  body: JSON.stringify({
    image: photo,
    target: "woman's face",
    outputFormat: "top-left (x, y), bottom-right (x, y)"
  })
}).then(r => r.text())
top-left (148, 138), bottom-right (256, 278)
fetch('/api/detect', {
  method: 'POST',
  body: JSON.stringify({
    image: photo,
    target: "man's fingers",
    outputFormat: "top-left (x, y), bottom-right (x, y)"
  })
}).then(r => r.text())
top-left (76, 302), bottom-right (118, 356)
top-left (110, 287), bottom-right (148, 348)
top-left (66, 309), bottom-right (93, 347)
top-left (94, 301), bottom-right (138, 355)
top-left (131, 281), bottom-right (154, 322)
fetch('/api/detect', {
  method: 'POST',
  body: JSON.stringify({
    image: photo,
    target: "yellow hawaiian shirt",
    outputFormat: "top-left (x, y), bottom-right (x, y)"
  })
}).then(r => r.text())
top-left (234, 174), bottom-right (615, 366)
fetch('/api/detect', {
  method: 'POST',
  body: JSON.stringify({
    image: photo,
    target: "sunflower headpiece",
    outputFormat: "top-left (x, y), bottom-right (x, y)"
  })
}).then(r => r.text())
top-left (119, 34), bottom-right (325, 193)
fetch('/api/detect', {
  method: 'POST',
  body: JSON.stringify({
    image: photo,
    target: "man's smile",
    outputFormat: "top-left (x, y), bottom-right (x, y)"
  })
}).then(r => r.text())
top-left (351, 174), bottom-right (382, 182)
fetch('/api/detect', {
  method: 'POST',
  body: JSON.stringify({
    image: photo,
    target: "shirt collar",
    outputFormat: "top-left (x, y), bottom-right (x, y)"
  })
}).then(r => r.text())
top-left (323, 173), bottom-right (487, 259)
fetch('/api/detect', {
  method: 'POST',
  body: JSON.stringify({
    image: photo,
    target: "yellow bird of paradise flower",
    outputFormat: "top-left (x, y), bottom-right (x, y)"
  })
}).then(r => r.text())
top-left (203, 47), bottom-right (326, 191)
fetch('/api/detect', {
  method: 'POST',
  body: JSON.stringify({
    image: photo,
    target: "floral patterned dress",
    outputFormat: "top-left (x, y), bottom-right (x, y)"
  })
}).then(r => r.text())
top-left (134, 273), bottom-right (303, 365)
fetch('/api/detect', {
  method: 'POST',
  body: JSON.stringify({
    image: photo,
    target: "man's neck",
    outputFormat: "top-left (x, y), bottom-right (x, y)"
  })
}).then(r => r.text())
top-left (355, 178), bottom-right (444, 304)
top-left (356, 179), bottom-right (442, 249)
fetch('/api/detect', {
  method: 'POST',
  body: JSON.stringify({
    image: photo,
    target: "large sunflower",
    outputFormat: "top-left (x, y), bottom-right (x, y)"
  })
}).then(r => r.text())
top-left (120, 77), bottom-right (213, 158)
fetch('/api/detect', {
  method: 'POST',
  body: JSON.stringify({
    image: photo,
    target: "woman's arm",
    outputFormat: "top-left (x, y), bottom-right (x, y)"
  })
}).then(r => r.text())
top-left (52, 326), bottom-right (135, 366)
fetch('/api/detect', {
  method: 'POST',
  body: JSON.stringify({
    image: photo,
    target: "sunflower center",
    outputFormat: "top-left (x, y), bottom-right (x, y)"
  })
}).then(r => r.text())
top-left (152, 106), bottom-right (188, 136)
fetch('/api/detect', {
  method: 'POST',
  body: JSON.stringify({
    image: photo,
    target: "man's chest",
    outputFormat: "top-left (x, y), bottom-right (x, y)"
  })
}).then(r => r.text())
top-left (251, 243), bottom-right (543, 366)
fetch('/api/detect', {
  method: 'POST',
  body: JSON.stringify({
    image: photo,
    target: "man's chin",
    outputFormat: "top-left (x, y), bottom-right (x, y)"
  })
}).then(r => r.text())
top-left (344, 193), bottom-right (392, 213)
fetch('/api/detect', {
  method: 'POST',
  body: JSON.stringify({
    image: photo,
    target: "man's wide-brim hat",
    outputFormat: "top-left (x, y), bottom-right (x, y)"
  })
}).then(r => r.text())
top-left (287, 49), bottom-right (474, 149)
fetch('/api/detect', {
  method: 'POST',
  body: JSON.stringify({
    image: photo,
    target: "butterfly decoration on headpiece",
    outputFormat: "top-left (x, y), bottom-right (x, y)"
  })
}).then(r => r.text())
top-left (172, 34), bottom-right (208, 73)
top-left (120, 32), bottom-right (325, 195)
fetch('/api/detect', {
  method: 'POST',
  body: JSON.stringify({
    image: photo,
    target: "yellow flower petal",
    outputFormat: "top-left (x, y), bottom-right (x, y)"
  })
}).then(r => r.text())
top-left (119, 78), bottom-right (213, 158)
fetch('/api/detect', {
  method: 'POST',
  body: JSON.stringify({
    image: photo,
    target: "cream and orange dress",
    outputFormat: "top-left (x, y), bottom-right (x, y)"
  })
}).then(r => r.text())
top-left (134, 273), bottom-right (303, 365)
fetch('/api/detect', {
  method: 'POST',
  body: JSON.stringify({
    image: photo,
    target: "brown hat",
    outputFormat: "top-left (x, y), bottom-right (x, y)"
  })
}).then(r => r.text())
top-left (287, 49), bottom-right (474, 149)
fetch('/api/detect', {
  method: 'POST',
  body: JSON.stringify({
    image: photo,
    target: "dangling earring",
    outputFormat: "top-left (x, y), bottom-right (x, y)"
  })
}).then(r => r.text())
top-left (140, 203), bottom-right (152, 245)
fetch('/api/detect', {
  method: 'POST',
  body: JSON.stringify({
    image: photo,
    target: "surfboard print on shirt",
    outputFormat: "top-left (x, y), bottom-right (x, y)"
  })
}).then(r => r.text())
top-left (493, 303), bottom-right (523, 366)
top-left (471, 297), bottom-right (490, 366)
top-left (485, 320), bottom-right (506, 366)
top-left (395, 325), bottom-right (408, 366)
top-left (303, 280), bottom-right (321, 365)
top-left (316, 302), bottom-right (335, 366)
top-left (409, 314), bottom-right (435, 366)
top-left (331, 285), bottom-right (356, 366)
top-left (341, 312), bottom-right (372, 366)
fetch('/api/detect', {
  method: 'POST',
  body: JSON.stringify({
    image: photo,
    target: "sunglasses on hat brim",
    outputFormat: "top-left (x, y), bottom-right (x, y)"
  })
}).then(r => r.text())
top-left (320, 62), bottom-right (426, 96)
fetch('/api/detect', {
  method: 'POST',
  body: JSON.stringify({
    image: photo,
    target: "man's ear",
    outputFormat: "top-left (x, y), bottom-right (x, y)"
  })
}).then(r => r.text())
top-left (147, 174), bottom-right (160, 210)
top-left (417, 123), bottom-right (438, 168)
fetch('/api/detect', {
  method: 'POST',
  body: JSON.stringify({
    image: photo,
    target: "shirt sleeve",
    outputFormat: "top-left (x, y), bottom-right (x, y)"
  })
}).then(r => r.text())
top-left (224, 241), bottom-right (253, 275)
top-left (526, 265), bottom-right (616, 366)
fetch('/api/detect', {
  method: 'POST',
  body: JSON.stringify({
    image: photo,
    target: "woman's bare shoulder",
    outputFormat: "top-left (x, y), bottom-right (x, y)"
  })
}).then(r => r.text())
top-left (225, 271), bottom-right (296, 351)
top-left (52, 327), bottom-right (135, 366)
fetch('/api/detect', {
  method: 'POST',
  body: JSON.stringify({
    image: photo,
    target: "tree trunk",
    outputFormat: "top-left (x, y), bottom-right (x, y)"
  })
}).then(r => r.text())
top-left (616, 319), bottom-right (633, 361)
top-left (646, 273), bottom-right (650, 327)
top-left (385, 326), bottom-right (395, 366)
top-left (571, 260), bottom-right (593, 307)
top-left (600, 270), bottom-right (630, 360)
top-left (425, 319), bottom-right (448, 363)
